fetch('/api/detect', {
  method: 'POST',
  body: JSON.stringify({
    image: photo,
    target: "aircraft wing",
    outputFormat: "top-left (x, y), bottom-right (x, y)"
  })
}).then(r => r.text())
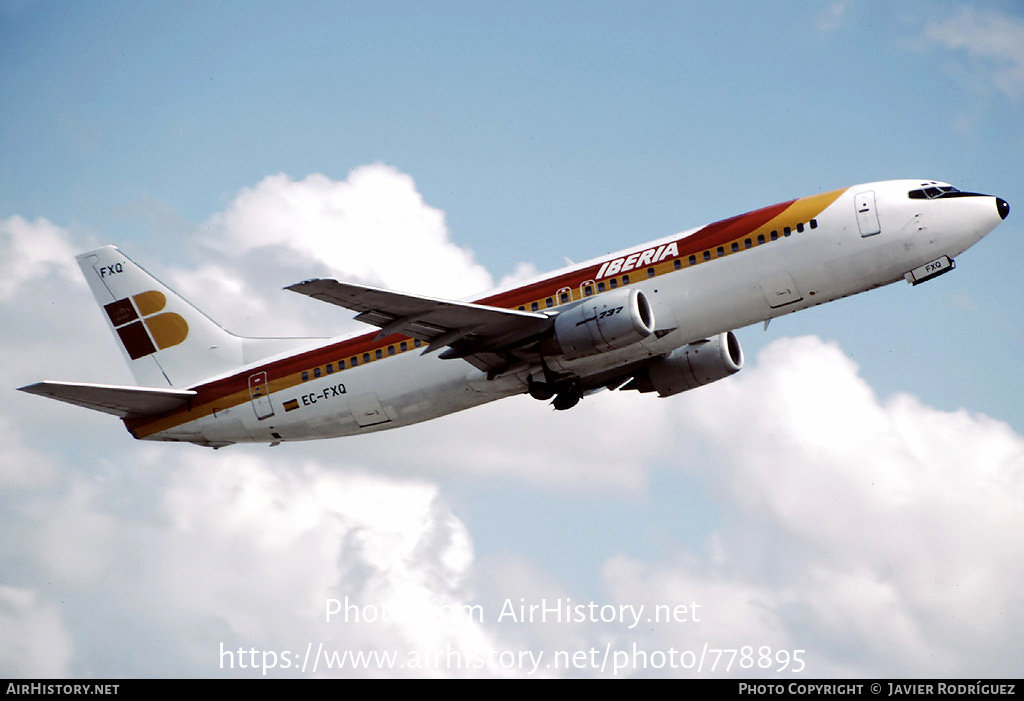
top-left (18, 381), bottom-right (197, 418)
top-left (285, 278), bottom-right (554, 372)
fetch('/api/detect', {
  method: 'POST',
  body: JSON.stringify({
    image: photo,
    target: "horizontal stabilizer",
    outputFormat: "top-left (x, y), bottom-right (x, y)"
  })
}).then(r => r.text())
top-left (18, 381), bottom-right (197, 418)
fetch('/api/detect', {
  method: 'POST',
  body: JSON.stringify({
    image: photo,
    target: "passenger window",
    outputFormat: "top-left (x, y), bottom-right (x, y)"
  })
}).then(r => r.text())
top-left (350, 357), bottom-right (358, 367)
top-left (326, 363), bottom-right (334, 374)
top-left (647, 267), bottom-right (655, 277)
top-left (770, 231), bottom-right (778, 241)
top-left (716, 246), bottom-right (724, 257)
top-left (609, 278), bottom-right (618, 288)
top-left (584, 286), bottom-right (593, 296)
top-left (314, 367), bottom-right (322, 378)
top-left (796, 222), bottom-right (805, 233)
top-left (731, 242), bottom-right (739, 252)
top-left (559, 292), bottom-right (569, 303)
top-left (744, 238), bottom-right (752, 248)
top-left (375, 349), bottom-right (383, 359)
top-left (362, 353), bottom-right (370, 363)
top-left (782, 227), bottom-right (790, 236)
top-left (757, 234), bottom-right (765, 244)
top-left (531, 301), bottom-right (539, 311)
top-left (387, 345), bottom-right (395, 356)
top-left (545, 297), bottom-right (554, 307)
top-left (400, 341), bottom-right (407, 352)
top-left (689, 255), bottom-right (697, 265)
top-left (301, 371), bottom-right (309, 382)
top-left (703, 250), bottom-right (711, 261)
top-left (622, 275), bottom-right (630, 284)
top-left (674, 259), bottom-right (682, 269)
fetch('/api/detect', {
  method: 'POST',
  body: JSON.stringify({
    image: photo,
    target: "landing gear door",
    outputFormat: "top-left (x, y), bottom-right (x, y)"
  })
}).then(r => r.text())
top-left (759, 272), bottom-right (803, 309)
top-left (855, 191), bottom-right (881, 237)
top-left (248, 371), bottom-right (274, 420)
top-left (349, 393), bottom-right (392, 428)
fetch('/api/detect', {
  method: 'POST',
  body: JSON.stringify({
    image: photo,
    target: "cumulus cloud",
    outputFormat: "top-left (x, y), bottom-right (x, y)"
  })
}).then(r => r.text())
top-left (148, 164), bottom-right (506, 339)
top-left (2, 447), bottom-right (510, 677)
top-left (327, 388), bottom-right (673, 493)
top-left (623, 336), bottom-right (1024, 677)
top-left (146, 452), bottom-right (503, 677)
top-left (201, 165), bottom-right (494, 300)
top-left (4, 167), bottom-right (1023, 677)
top-left (0, 216), bottom-right (80, 302)
top-left (466, 337), bottom-right (1023, 677)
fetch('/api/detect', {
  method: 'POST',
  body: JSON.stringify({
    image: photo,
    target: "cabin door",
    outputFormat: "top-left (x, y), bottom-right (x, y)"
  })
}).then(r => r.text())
top-left (855, 191), bottom-right (881, 236)
top-left (248, 371), bottom-right (275, 420)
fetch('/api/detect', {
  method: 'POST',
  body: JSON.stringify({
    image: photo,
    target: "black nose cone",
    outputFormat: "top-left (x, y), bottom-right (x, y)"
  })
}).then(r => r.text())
top-left (997, 197), bottom-right (1010, 220)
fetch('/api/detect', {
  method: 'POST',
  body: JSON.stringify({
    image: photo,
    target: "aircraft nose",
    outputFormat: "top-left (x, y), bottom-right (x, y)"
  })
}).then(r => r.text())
top-left (997, 197), bottom-right (1010, 220)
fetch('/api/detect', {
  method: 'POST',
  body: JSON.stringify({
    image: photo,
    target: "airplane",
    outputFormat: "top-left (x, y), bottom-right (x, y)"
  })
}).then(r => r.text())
top-left (18, 179), bottom-right (1009, 448)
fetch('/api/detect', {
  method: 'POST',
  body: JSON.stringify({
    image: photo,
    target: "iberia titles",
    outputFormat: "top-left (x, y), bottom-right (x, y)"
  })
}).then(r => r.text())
top-left (595, 242), bottom-right (679, 280)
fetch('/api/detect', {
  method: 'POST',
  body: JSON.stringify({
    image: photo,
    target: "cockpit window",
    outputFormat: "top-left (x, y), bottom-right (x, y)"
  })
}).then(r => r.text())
top-left (908, 185), bottom-right (960, 199)
top-left (907, 185), bottom-right (984, 200)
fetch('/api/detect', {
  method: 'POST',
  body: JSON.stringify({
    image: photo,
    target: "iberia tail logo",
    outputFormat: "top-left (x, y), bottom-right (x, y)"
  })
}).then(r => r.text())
top-left (103, 291), bottom-right (189, 360)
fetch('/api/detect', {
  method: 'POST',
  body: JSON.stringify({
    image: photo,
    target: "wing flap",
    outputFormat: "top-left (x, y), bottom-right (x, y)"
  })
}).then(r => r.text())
top-left (285, 279), bottom-right (554, 359)
top-left (18, 381), bottom-right (197, 418)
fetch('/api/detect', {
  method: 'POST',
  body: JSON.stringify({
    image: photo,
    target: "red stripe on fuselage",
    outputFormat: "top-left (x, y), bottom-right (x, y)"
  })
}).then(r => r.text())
top-left (123, 196), bottom-right (805, 436)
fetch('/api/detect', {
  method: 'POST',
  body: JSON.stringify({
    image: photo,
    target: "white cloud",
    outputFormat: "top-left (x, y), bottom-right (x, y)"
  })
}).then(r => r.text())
top-left (201, 165), bottom-right (495, 301)
top-left (0, 216), bottom-right (80, 302)
top-left (924, 7), bottom-right (1024, 101)
top-left (131, 450), bottom-right (505, 677)
top-left (34, 481), bottom-right (117, 585)
top-left (144, 164), bottom-right (515, 339)
top-left (0, 416), bottom-right (60, 489)
top-left (630, 335), bottom-right (1024, 676)
top-left (333, 390), bottom-right (672, 493)
top-left (3, 167), bottom-right (1023, 677)
top-left (498, 261), bottom-right (542, 288)
top-left (0, 586), bottom-right (73, 677)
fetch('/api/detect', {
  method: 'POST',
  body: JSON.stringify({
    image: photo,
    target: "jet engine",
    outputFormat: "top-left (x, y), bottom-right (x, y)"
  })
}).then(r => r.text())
top-left (550, 287), bottom-right (655, 359)
top-left (633, 331), bottom-right (743, 397)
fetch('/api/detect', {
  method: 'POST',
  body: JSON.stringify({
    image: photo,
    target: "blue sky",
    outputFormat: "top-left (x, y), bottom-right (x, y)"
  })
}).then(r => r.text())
top-left (2, 0), bottom-right (1023, 678)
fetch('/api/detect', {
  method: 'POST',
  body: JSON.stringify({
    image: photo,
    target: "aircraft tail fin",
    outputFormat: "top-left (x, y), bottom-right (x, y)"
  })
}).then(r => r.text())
top-left (76, 246), bottom-right (317, 388)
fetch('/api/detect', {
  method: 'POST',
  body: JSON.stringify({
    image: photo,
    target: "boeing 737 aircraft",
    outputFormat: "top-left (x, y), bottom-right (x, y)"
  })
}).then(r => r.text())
top-left (19, 179), bottom-right (1009, 448)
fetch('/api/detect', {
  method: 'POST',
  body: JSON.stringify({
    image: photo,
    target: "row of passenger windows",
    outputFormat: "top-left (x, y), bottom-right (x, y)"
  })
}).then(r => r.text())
top-left (516, 274), bottom-right (632, 311)
top-left (300, 338), bottom-right (425, 381)
top-left (686, 219), bottom-right (818, 266)
top-left (299, 219), bottom-right (820, 382)
top-left (512, 219), bottom-right (820, 313)
top-left (515, 266), bottom-right (674, 312)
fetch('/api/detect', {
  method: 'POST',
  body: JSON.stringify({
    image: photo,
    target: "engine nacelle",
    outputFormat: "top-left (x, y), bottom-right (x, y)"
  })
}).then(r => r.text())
top-left (644, 331), bottom-right (743, 397)
top-left (550, 287), bottom-right (655, 359)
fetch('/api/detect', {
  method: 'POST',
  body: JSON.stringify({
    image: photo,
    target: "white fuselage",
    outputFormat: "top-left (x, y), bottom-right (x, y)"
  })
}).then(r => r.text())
top-left (131, 180), bottom-right (1006, 447)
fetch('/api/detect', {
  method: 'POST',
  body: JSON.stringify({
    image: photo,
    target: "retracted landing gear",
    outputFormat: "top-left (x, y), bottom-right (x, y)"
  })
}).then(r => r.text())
top-left (551, 385), bottom-right (582, 411)
top-left (527, 358), bottom-right (582, 411)
top-left (527, 377), bottom-right (582, 410)
top-left (528, 377), bottom-right (555, 401)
